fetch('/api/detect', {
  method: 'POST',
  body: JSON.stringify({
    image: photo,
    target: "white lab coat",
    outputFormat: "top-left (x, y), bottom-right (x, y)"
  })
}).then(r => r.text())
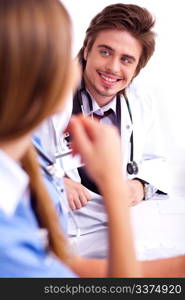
top-left (35, 92), bottom-right (73, 160)
top-left (121, 83), bottom-right (168, 192)
top-left (62, 82), bottom-right (169, 194)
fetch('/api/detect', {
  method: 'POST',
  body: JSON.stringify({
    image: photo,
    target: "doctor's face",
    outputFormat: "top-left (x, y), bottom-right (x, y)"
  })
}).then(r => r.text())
top-left (83, 29), bottom-right (142, 106)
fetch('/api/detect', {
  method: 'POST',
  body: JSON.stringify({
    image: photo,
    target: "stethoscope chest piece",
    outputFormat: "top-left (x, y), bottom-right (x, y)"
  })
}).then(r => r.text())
top-left (127, 161), bottom-right (138, 175)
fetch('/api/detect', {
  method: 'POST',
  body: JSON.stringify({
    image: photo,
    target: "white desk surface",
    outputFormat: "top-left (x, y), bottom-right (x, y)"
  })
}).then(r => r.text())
top-left (131, 195), bottom-right (185, 260)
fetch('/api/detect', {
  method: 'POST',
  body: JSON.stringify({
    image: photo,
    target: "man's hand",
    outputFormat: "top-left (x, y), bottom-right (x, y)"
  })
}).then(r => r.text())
top-left (127, 179), bottom-right (144, 206)
top-left (64, 177), bottom-right (92, 210)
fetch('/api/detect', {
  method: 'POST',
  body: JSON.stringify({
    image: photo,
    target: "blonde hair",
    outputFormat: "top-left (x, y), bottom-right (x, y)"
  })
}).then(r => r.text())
top-left (0, 0), bottom-right (72, 263)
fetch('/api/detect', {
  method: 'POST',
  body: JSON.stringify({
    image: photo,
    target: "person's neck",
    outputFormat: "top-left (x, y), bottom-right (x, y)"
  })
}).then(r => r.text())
top-left (0, 135), bottom-right (31, 162)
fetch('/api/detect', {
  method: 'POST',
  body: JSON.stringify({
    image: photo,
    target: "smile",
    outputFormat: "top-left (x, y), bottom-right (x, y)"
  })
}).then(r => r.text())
top-left (100, 74), bottom-right (117, 82)
top-left (98, 71), bottom-right (122, 83)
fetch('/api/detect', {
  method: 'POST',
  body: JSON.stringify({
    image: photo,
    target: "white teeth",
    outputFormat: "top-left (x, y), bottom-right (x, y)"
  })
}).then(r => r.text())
top-left (100, 74), bottom-right (117, 82)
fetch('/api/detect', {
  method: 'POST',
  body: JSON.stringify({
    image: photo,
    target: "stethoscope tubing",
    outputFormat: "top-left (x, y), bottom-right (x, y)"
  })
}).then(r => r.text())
top-left (76, 83), bottom-right (138, 174)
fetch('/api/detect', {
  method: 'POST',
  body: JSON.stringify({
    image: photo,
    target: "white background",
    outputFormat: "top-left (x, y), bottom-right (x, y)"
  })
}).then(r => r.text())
top-left (62, 0), bottom-right (185, 198)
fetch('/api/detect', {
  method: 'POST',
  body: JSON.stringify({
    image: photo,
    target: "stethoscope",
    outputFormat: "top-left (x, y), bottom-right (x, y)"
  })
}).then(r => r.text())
top-left (76, 82), bottom-right (139, 175)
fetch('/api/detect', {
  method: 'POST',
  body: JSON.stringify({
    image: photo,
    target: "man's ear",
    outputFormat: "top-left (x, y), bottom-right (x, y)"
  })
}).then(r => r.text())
top-left (83, 47), bottom-right (88, 60)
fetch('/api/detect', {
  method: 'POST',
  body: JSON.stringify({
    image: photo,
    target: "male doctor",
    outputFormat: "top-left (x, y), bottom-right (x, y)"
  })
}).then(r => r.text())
top-left (61, 3), bottom-right (169, 258)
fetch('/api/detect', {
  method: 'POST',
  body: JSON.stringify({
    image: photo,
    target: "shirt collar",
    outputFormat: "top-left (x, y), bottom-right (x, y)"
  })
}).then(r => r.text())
top-left (81, 88), bottom-right (117, 116)
top-left (0, 150), bottom-right (29, 216)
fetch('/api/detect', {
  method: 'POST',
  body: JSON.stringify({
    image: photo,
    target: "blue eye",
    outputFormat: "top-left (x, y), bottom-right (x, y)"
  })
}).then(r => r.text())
top-left (122, 57), bottom-right (129, 63)
top-left (121, 56), bottom-right (133, 64)
top-left (100, 50), bottom-right (110, 56)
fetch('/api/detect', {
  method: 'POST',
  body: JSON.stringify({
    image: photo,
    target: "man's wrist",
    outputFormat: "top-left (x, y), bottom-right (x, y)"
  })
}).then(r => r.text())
top-left (143, 183), bottom-right (158, 200)
top-left (133, 178), bottom-right (158, 200)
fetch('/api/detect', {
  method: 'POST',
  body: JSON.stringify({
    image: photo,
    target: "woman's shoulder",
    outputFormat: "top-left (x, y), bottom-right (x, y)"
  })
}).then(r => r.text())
top-left (0, 209), bottom-right (76, 278)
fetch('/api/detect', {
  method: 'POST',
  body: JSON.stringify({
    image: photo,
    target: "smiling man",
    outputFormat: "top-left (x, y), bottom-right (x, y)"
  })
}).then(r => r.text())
top-left (63, 3), bottom-right (169, 258)
top-left (83, 30), bottom-right (142, 106)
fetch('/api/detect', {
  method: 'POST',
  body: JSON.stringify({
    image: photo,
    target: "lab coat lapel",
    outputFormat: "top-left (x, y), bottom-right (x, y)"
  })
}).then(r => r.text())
top-left (120, 94), bottom-right (133, 176)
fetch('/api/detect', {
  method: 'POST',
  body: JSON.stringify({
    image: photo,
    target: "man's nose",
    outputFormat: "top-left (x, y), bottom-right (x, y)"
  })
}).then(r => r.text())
top-left (105, 57), bottom-right (121, 74)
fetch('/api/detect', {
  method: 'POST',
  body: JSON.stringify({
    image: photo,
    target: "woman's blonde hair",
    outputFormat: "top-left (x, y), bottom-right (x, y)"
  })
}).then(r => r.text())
top-left (0, 0), bottom-right (72, 264)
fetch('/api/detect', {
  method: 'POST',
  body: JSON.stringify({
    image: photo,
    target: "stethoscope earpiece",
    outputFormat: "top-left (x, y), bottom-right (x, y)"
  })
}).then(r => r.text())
top-left (127, 161), bottom-right (139, 175)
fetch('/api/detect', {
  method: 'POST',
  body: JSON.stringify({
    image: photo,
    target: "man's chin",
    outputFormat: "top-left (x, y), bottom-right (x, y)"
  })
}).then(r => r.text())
top-left (98, 87), bottom-right (121, 98)
top-left (97, 90), bottom-right (115, 98)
